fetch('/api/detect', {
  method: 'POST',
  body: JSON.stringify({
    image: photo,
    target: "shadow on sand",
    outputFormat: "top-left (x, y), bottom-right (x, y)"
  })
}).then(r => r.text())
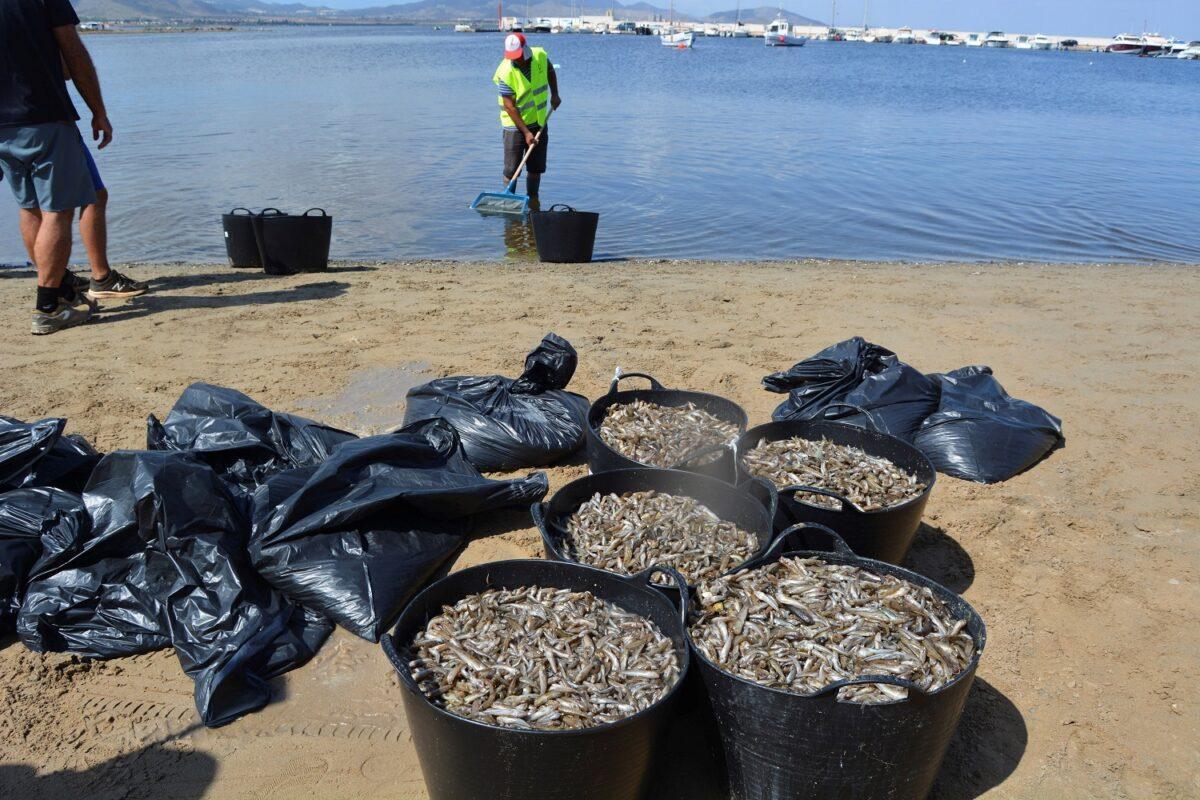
top-left (0, 731), bottom-right (217, 800)
top-left (91, 280), bottom-right (350, 324)
top-left (931, 678), bottom-right (1028, 799)
top-left (903, 522), bottom-right (976, 594)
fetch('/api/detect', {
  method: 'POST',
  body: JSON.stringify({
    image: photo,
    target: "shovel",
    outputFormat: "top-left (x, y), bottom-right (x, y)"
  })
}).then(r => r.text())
top-left (470, 110), bottom-right (552, 216)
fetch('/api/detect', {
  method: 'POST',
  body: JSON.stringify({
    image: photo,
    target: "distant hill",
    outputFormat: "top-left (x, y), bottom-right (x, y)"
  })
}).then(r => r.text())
top-left (705, 6), bottom-right (822, 25)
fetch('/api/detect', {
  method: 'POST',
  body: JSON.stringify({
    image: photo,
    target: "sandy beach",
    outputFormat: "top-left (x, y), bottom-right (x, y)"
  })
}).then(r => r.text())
top-left (0, 259), bottom-right (1196, 799)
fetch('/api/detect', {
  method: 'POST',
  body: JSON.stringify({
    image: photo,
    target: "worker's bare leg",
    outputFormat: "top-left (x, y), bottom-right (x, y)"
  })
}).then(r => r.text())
top-left (79, 188), bottom-right (110, 281)
top-left (19, 207), bottom-right (42, 265)
top-left (34, 210), bottom-right (75, 290)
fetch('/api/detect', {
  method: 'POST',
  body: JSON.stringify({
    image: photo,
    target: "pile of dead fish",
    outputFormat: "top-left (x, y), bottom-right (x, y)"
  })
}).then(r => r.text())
top-left (408, 586), bottom-right (680, 730)
top-left (599, 400), bottom-right (739, 468)
top-left (742, 436), bottom-right (926, 511)
top-left (564, 490), bottom-right (759, 584)
top-left (689, 556), bottom-right (974, 703)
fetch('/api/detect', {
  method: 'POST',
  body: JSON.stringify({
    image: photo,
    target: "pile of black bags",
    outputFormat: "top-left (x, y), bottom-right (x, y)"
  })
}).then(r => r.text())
top-left (764, 337), bottom-right (1064, 482)
top-left (2, 383), bottom-right (549, 727)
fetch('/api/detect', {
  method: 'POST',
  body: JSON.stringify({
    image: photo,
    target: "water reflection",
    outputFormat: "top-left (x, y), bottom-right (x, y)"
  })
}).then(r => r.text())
top-left (502, 200), bottom-right (540, 261)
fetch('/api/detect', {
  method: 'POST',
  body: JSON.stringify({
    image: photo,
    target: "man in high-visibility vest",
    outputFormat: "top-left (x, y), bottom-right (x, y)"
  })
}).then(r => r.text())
top-left (493, 32), bottom-right (560, 200)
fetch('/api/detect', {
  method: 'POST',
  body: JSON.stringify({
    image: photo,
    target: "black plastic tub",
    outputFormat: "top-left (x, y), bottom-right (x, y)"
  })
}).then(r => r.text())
top-left (587, 372), bottom-right (748, 479)
top-left (530, 204), bottom-right (599, 263)
top-left (532, 468), bottom-right (779, 590)
top-left (687, 526), bottom-right (986, 800)
top-left (381, 559), bottom-right (691, 800)
top-left (734, 418), bottom-right (936, 565)
top-left (222, 207), bottom-right (281, 268)
top-left (251, 207), bottom-right (332, 274)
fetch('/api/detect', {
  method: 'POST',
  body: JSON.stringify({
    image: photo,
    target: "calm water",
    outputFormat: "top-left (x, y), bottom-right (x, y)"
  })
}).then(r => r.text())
top-left (2, 27), bottom-right (1199, 264)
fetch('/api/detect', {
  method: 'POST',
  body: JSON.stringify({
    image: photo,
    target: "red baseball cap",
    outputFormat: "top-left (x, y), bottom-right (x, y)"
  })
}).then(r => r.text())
top-left (504, 32), bottom-right (531, 60)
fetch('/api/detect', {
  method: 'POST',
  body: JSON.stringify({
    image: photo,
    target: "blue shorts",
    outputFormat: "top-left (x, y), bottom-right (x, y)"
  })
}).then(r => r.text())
top-left (0, 122), bottom-right (97, 211)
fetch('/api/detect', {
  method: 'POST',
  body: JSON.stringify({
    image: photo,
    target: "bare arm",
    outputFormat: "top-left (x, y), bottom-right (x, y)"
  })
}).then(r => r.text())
top-left (501, 95), bottom-right (535, 148)
top-left (52, 25), bottom-right (112, 148)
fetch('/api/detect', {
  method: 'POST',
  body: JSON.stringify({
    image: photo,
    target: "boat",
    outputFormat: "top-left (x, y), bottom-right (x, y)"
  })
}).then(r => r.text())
top-left (1030, 33), bottom-right (1054, 50)
top-left (827, 28), bottom-right (845, 41)
top-left (659, 0), bottom-right (694, 47)
top-left (894, 26), bottom-right (916, 44)
top-left (1013, 34), bottom-right (1033, 49)
top-left (764, 15), bottom-right (807, 47)
top-left (453, 22), bottom-right (472, 32)
top-left (1176, 41), bottom-right (1200, 59)
top-left (1105, 33), bottom-right (1145, 54)
top-left (844, 27), bottom-right (862, 41)
top-left (964, 32), bottom-right (984, 47)
top-left (984, 31), bottom-right (1010, 48)
top-left (1140, 33), bottom-right (1170, 56)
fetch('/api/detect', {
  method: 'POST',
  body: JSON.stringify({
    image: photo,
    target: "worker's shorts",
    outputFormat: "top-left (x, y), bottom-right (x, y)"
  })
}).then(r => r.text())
top-left (0, 122), bottom-right (97, 211)
top-left (503, 124), bottom-right (548, 177)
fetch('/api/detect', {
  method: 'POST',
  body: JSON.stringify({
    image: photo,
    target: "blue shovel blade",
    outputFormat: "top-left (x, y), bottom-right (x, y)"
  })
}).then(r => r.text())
top-left (470, 189), bottom-right (529, 216)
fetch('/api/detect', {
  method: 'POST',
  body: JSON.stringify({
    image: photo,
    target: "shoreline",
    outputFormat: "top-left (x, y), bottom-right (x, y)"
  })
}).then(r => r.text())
top-left (1, 259), bottom-right (1197, 798)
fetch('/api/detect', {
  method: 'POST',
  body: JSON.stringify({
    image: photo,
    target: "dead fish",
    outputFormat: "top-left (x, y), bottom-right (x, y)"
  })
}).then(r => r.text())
top-left (599, 399), bottom-right (739, 468)
top-left (689, 556), bottom-right (974, 704)
top-left (741, 436), bottom-right (926, 512)
top-left (409, 586), bottom-right (680, 730)
top-left (565, 490), bottom-right (759, 584)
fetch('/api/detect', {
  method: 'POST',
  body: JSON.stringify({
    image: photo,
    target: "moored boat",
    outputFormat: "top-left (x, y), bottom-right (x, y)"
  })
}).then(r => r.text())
top-left (964, 32), bottom-right (984, 47)
top-left (1030, 33), bottom-right (1054, 50)
top-left (984, 31), bottom-right (1010, 48)
top-left (894, 26), bottom-right (916, 44)
top-left (764, 15), bottom-right (808, 46)
top-left (1106, 33), bottom-right (1145, 54)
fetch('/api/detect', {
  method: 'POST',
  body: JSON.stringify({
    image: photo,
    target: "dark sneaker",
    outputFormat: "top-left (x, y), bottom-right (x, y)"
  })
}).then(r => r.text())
top-left (87, 269), bottom-right (149, 299)
top-left (32, 299), bottom-right (93, 335)
top-left (61, 272), bottom-right (100, 311)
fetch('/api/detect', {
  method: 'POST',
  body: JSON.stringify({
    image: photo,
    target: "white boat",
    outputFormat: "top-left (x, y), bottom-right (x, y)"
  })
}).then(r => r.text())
top-left (844, 28), bottom-right (863, 42)
top-left (1030, 33), bottom-right (1054, 50)
top-left (1176, 41), bottom-right (1200, 59)
top-left (964, 32), bottom-right (984, 47)
top-left (764, 16), bottom-right (807, 47)
top-left (1140, 33), bottom-right (1170, 56)
top-left (984, 31), bottom-right (1010, 48)
top-left (894, 27), bottom-right (916, 44)
top-left (730, 24), bottom-right (749, 38)
top-left (453, 22), bottom-right (472, 32)
top-left (864, 30), bottom-right (892, 43)
top-left (1013, 34), bottom-right (1033, 49)
top-left (704, 25), bottom-right (720, 37)
top-left (661, 29), bottom-right (694, 47)
top-left (1105, 33), bottom-right (1145, 54)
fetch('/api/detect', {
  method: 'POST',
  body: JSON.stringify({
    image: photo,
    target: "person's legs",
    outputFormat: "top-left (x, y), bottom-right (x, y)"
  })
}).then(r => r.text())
top-left (18, 207), bottom-right (42, 264)
top-left (34, 210), bottom-right (74, 290)
top-left (79, 187), bottom-right (110, 280)
top-left (526, 172), bottom-right (541, 197)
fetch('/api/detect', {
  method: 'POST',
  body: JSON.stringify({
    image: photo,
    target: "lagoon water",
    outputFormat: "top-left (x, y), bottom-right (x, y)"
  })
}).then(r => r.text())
top-left (1, 26), bottom-right (1198, 264)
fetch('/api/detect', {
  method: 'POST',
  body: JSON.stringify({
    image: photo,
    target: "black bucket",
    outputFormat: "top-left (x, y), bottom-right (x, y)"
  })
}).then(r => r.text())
top-left (222, 207), bottom-right (281, 268)
top-left (532, 468), bottom-right (779, 591)
top-left (251, 207), bottom-right (332, 275)
top-left (587, 372), bottom-right (748, 479)
top-left (734, 414), bottom-right (936, 565)
top-left (688, 525), bottom-right (986, 800)
top-left (381, 559), bottom-right (691, 800)
top-left (530, 204), bottom-right (599, 263)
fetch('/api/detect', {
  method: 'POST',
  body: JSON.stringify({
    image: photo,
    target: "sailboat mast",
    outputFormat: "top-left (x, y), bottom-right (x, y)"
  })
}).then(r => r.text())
top-left (863, 0), bottom-right (868, 31)
top-left (735, 0), bottom-right (740, 25)
top-left (831, 0), bottom-right (836, 29)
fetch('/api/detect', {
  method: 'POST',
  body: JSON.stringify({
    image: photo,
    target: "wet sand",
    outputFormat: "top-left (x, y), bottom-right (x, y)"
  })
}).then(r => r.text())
top-left (0, 259), bottom-right (1196, 799)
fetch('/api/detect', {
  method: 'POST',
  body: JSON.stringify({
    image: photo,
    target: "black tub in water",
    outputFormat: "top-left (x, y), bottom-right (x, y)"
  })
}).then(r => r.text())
top-left (734, 417), bottom-right (936, 565)
top-left (222, 207), bottom-right (281, 268)
top-left (587, 372), bottom-right (748, 479)
top-left (530, 204), bottom-right (599, 263)
top-left (381, 559), bottom-right (691, 800)
top-left (532, 467), bottom-right (778, 590)
top-left (251, 207), bottom-right (332, 274)
top-left (688, 526), bottom-right (986, 800)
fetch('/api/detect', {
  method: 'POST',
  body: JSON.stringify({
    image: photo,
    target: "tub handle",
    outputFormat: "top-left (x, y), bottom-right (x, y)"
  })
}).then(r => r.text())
top-left (302, 207), bottom-right (328, 217)
top-left (228, 207), bottom-right (253, 216)
top-left (630, 566), bottom-right (690, 626)
top-left (257, 207), bottom-right (285, 217)
top-left (608, 370), bottom-right (665, 394)
top-left (779, 484), bottom-right (860, 514)
top-left (740, 476), bottom-right (779, 525)
top-left (810, 674), bottom-right (928, 703)
top-left (670, 441), bottom-right (731, 470)
top-left (819, 402), bottom-right (882, 432)
top-left (530, 501), bottom-right (565, 558)
top-left (736, 522), bottom-right (849, 571)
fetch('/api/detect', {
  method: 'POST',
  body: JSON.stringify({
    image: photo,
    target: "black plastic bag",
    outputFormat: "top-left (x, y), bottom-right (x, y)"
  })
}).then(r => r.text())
top-left (0, 416), bottom-right (101, 493)
top-left (402, 333), bottom-right (589, 472)
top-left (250, 418), bottom-right (549, 641)
top-left (17, 450), bottom-right (332, 726)
top-left (914, 367), bottom-right (1064, 483)
top-left (764, 338), bottom-right (941, 442)
top-left (147, 382), bottom-right (356, 497)
top-left (0, 488), bottom-right (83, 636)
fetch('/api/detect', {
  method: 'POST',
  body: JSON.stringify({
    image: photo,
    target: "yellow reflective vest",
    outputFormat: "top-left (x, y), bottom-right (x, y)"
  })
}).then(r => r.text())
top-left (493, 47), bottom-right (550, 128)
